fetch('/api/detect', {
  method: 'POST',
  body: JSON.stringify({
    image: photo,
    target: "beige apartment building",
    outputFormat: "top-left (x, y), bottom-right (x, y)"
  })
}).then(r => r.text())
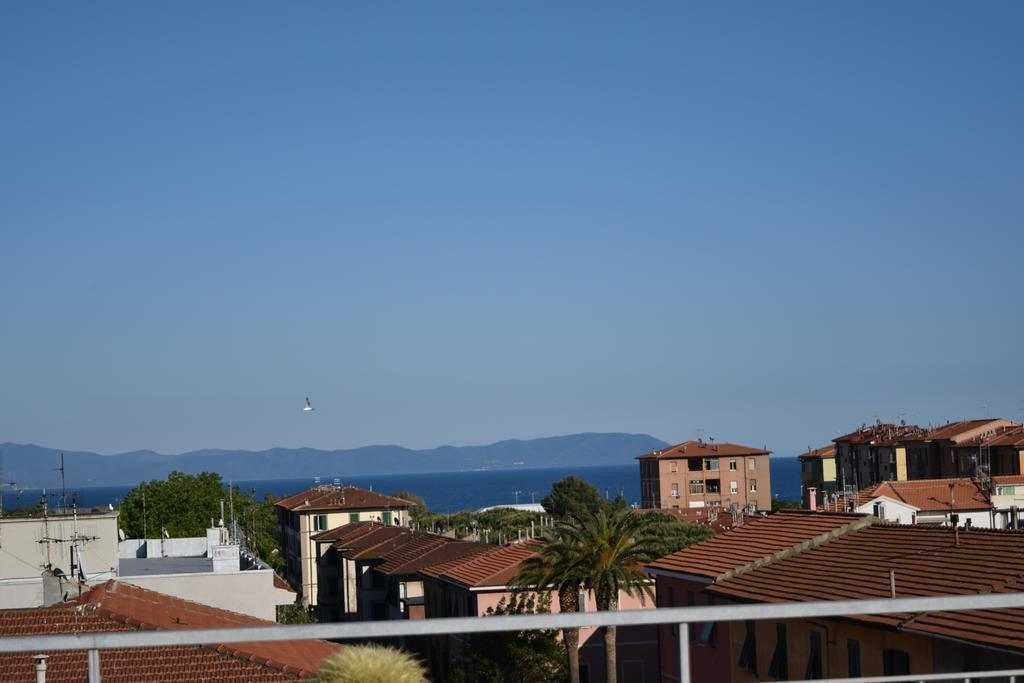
top-left (638, 439), bottom-right (771, 512)
top-left (274, 485), bottom-right (412, 607)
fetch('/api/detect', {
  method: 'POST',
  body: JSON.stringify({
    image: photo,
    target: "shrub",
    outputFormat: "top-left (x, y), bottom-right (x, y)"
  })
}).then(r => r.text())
top-left (311, 644), bottom-right (427, 683)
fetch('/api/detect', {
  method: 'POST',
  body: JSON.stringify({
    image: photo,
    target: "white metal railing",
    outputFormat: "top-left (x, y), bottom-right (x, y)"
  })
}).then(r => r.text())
top-left (2, 592), bottom-right (1024, 682)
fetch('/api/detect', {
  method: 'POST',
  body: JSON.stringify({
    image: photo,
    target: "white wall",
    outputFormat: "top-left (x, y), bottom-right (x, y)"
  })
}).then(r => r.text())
top-left (0, 578), bottom-right (43, 609)
top-left (0, 513), bottom-right (119, 581)
top-left (121, 570), bottom-right (296, 621)
top-left (855, 497), bottom-right (918, 525)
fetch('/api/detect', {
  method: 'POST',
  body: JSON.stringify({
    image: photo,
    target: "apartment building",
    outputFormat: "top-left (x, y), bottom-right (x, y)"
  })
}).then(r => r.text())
top-left (649, 512), bottom-right (1024, 682)
top-left (638, 439), bottom-right (771, 512)
top-left (797, 445), bottom-right (836, 509)
top-left (834, 419), bottom-right (1020, 491)
top-left (274, 485), bottom-right (412, 607)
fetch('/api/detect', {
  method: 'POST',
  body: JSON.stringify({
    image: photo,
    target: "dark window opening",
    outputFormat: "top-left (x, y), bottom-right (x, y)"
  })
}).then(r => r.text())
top-left (767, 623), bottom-right (788, 680)
top-left (804, 631), bottom-right (822, 680)
top-left (737, 620), bottom-right (758, 675)
top-left (883, 649), bottom-right (910, 676)
top-left (847, 639), bottom-right (861, 677)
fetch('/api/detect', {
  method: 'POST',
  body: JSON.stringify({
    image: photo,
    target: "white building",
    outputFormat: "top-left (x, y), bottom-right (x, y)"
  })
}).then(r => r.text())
top-left (118, 525), bottom-right (296, 621)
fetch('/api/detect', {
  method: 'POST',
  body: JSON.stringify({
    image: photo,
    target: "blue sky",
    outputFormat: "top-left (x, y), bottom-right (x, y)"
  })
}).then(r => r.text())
top-left (2, 2), bottom-right (1022, 456)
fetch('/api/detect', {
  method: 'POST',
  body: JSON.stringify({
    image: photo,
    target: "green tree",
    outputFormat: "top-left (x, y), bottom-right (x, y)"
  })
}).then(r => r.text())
top-left (541, 476), bottom-right (603, 518)
top-left (630, 511), bottom-right (714, 557)
top-left (557, 507), bottom-right (662, 683)
top-left (117, 472), bottom-right (283, 570)
top-left (771, 498), bottom-right (801, 511)
top-left (391, 490), bottom-right (427, 517)
top-left (451, 591), bottom-right (567, 683)
top-left (511, 542), bottom-right (588, 683)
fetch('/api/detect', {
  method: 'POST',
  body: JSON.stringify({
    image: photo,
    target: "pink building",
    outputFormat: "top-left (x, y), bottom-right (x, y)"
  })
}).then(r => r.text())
top-left (421, 542), bottom-right (659, 682)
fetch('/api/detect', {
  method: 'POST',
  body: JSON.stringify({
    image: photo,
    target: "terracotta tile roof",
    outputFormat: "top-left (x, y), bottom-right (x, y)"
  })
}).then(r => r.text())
top-left (637, 440), bottom-right (770, 460)
top-left (955, 426), bottom-right (1024, 449)
top-left (0, 581), bottom-right (341, 681)
top-left (833, 423), bottom-right (924, 445)
top-left (429, 543), bottom-right (542, 588)
top-left (310, 520), bottom-right (383, 543)
top-left (335, 526), bottom-right (410, 559)
top-left (918, 419), bottom-right (1013, 443)
top-left (274, 486), bottom-right (412, 513)
top-left (645, 510), bottom-right (870, 580)
top-left (377, 540), bottom-right (492, 577)
top-left (640, 507), bottom-right (737, 533)
top-left (374, 533), bottom-right (454, 574)
top-left (273, 573), bottom-right (296, 593)
top-left (852, 478), bottom-right (992, 513)
top-left (706, 524), bottom-right (1024, 654)
top-left (798, 445), bottom-right (836, 460)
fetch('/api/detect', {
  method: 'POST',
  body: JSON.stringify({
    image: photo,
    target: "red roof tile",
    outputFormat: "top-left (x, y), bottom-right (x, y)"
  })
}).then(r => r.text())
top-left (374, 533), bottom-right (454, 574)
top-left (310, 520), bottom-right (383, 543)
top-left (833, 423), bottom-right (924, 445)
top-left (852, 478), bottom-right (992, 513)
top-left (637, 440), bottom-right (770, 460)
top-left (0, 581), bottom-right (340, 681)
top-left (274, 486), bottom-right (412, 513)
top-left (797, 445), bottom-right (836, 460)
top-left (706, 524), bottom-right (1024, 654)
top-left (378, 540), bottom-right (492, 577)
top-left (646, 510), bottom-right (870, 580)
top-left (337, 526), bottom-right (411, 559)
top-left (429, 543), bottom-right (542, 588)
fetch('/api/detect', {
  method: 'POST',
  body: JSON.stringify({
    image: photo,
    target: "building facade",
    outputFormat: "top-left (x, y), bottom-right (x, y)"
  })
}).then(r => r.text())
top-left (274, 485), bottom-right (412, 607)
top-left (638, 440), bottom-right (771, 512)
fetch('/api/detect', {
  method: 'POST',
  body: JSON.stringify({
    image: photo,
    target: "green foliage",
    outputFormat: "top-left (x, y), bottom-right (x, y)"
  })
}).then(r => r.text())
top-left (391, 490), bottom-right (427, 516)
top-left (117, 471), bottom-right (283, 570)
top-left (541, 476), bottom-right (603, 518)
top-left (451, 591), bottom-right (567, 683)
top-left (311, 643), bottom-right (427, 683)
top-left (771, 498), bottom-right (802, 511)
top-left (414, 507), bottom-right (544, 545)
top-left (276, 602), bottom-right (316, 624)
top-left (1, 504), bottom-right (45, 517)
top-left (629, 511), bottom-right (714, 557)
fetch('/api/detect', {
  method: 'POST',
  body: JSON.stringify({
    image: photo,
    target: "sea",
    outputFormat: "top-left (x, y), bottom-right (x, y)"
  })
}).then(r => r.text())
top-left (2, 457), bottom-right (803, 513)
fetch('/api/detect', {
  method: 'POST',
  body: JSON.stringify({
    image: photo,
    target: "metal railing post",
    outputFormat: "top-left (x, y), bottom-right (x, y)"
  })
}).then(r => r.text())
top-left (678, 623), bottom-right (690, 683)
top-left (87, 648), bottom-right (101, 683)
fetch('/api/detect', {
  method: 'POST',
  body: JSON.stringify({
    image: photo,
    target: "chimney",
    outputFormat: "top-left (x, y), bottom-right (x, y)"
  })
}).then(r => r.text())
top-left (808, 488), bottom-right (817, 511)
top-left (889, 569), bottom-right (896, 598)
top-left (34, 655), bottom-right (48, 683)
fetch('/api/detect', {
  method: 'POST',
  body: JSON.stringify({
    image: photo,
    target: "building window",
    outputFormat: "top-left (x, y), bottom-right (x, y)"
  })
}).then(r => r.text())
top-left (805, 631), bottom-right (822, 679)
top-left (669, 461), bottom-right (678, 473)
top-left (671, 483), bottom-right (680, 499)
top-left (847, 639), bottom-right (861, 677)
top-left (767, 623), bottom-right (788, 679)
top-left (750, 480), bottom-right (758, 493)
top-left (688, 458), bottom-right (702, 471)
top-left (382, 511), bottom-right (393, 525)
top-left (730, 460), bottom-right (737, 471)
top-left (873, 502), bottom-right (885, 518)
top-left (313, 514), bottom-right (327, 531)
top-left (688, 480), bottom-right (705, 495)
top-left (749, 459), bottom-right (756, 470)
top-left (737, 620), bottom-right (757, 674)
top-left (697, 620), bottom-right (716, 645)
top-left (706, 479), bottom-right (721, 494)
top-left (883, 649), bottom-right (910, 675)
top-left (349, 513), bottom-right (359, 523)
top-left (704, 458), bottom-right (720, 471)
top-left (730, 481), bottom-right (739, 494)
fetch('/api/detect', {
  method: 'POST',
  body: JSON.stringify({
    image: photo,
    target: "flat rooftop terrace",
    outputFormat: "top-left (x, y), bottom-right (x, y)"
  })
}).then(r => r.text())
top-left (118, 557), bottom-right (214, 576)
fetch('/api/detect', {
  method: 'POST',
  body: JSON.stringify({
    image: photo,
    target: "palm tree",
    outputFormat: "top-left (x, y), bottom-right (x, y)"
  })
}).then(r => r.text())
top-left (558, 507), bottom-right (660, 683)
top-left (512, 541), bottom-right (586, 683)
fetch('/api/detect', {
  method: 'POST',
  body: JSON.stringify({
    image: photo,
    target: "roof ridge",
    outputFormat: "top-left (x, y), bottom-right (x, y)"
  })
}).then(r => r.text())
top-left (715, 515), bottom-right (876, 583)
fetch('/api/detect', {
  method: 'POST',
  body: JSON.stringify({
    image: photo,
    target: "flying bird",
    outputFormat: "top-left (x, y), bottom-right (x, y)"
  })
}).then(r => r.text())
top-left (303, 397), bottom-right (315, 412)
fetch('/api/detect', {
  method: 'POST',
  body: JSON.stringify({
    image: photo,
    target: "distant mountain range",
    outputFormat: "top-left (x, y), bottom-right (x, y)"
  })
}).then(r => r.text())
top-left (0, 433), bottom-right (668, 489)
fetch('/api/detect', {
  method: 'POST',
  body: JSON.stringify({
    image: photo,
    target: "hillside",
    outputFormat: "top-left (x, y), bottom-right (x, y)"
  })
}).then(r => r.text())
top-left (0, 433), bottom-right (668, 488)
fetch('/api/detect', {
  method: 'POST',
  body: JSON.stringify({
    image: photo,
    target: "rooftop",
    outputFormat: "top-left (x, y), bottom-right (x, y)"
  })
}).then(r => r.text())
top-left (637, 439), bottom-right (770, 460)
top-left (274, 486), bottom-right (413, 513)
top-left (645, 510), bottom-right (869, 580)
top-left (119, 557), bottom-right (215, 577)
top-left (426, 542), bottom-right (542, 588)
top-left (377, 539), bottom-right (492, 577)
top-left (706, 524), bottom-right (1024, 654)
top-left (852, 478), bottom-right (992, 513)
top-left (797, 444), bottom-right (836, 460)
top-left (0, 580), bottom-right (339, 681)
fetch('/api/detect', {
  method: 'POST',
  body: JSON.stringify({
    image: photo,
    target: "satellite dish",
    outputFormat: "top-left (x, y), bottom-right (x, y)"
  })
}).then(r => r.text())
top-left (303, 397), bottom-right (315, 412)
top-left (117, 528), bottom-right (126, 541)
